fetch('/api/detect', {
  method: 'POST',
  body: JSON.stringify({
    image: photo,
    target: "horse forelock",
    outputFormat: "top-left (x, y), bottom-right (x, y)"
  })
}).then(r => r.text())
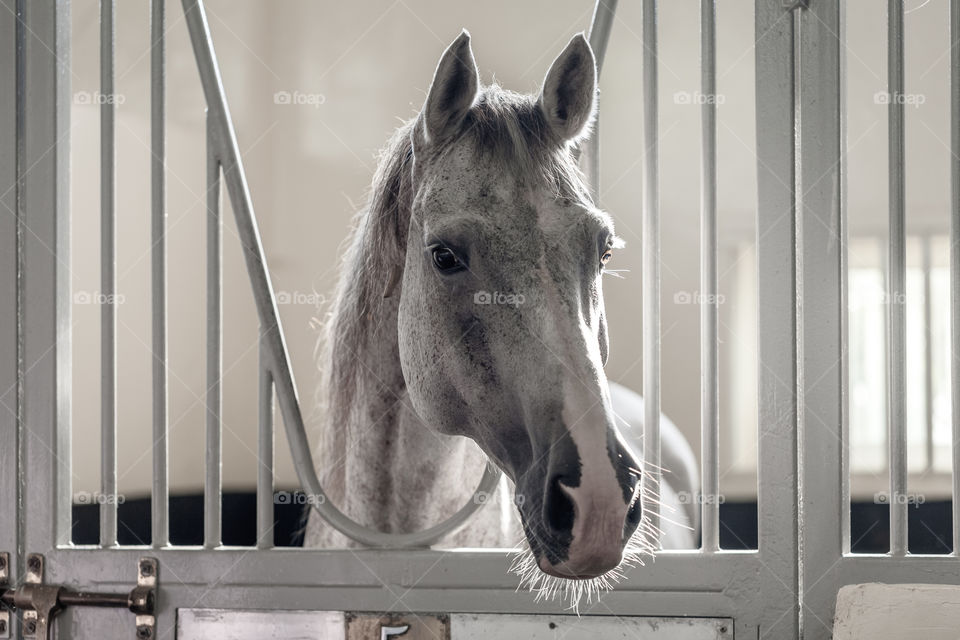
top-left (421, 85), bottom-right (593, 204)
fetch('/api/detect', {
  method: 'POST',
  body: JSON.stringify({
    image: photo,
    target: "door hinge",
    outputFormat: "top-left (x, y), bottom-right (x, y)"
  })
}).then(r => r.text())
top-left (0, 553), bottom-right (157, 640)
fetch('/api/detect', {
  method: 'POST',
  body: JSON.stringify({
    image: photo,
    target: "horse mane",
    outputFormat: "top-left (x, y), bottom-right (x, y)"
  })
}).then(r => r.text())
top-left (316, 84), bottom-right (594, 503)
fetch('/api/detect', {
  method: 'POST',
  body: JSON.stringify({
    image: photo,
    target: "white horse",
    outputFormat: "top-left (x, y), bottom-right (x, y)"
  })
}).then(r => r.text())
top-left (305, 31), bottom-right (699, 605)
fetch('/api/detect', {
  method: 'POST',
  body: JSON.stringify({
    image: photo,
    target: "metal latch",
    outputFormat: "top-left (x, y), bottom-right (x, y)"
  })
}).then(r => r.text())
top-left (0, 552), bottom-right (157, 640)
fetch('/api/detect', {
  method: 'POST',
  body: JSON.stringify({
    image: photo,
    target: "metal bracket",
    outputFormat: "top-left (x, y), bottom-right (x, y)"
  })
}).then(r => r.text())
top-left (0, 552), bottom-right (9, 639)
top-left (19, 554), bottom-right (61, 640)
top-left (0, 554), bottom-right (157, 640)
top-left (133, 558), bottom-right (157, 640)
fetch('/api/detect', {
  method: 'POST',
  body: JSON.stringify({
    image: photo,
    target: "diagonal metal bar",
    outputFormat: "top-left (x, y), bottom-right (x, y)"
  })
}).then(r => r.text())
top-left (179, 0), bottom-right (499, 548)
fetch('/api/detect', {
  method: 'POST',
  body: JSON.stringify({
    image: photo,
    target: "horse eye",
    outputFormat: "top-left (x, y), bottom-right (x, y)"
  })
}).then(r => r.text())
top-left (600, 249), bottom-right (613, 268)
top-left (432, 246), bottom-right (464, 273)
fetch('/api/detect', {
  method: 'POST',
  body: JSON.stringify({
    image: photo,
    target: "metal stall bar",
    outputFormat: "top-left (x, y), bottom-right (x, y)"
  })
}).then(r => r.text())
top-left (182, 0), bottom-right (499, 548)
top-left (0, 0), bottom-right (20, 632)
top-left (887, 0), bottom-right (908, 556)
top-left (99, 0), bottom-right (118, 548)
top-left (699, 0), bottom-right (719, 553)
top-left (796, 1), bottom-right (848, 636)
top-left (951, 0), bottom-right (960, 556)
top-left (840, 0), bottom-right (852, 560)
top-left (582, 0), bottom-right (618, 201)
top-left (641, 0), bottom-right (662, 543)
top-left (151, 0), bottom-right (170, 548)
top-left (923, 236), bottom-right (933, 473)
top-left (205, 113), bottom-right (222, 548)
top-left (754, 0), bottom-right (801, 635)
top-left (19, 0), bottom-right (72, 558)
top-left (258, 338), bottom-right (275, 549)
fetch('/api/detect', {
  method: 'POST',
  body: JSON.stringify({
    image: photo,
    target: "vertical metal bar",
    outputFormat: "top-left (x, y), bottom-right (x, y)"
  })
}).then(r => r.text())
top-left (887, 0), bottom-right (908, 556)
top-left (204, 114), bottom-right (222, 549)
top-left (1, 0), bottom-right (21, 613)
top-left (797, 0), bottom-right (847, 634)
top-left (923, 235), bottom-right (934, 473)
top-left (699, 0), bottom-right (719, 553)
top-left (792, 6), bottom-right (807, 625)
top-left (99, 0), bottom-right (118, 548)
top-left (20, 0), bottom-right (73, 556)
top-left (640, 0), bottom-right (661, 544)
top-left (258, 338), bottom-right (275, 549)
top-left (754, 0), bottom-right (800, 635)
top-left (150, 0), bottom-right (169, 548)
top-left (950, 0), bottom-right (960, 556)
top-left (839, 0), bottom-right (851, 559)
top-left (582, 0), bottom-right (619, 203)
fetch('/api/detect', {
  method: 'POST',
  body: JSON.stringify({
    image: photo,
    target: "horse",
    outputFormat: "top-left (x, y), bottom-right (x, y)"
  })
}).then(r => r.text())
top-left (304, 30), bottom-right (699, 607)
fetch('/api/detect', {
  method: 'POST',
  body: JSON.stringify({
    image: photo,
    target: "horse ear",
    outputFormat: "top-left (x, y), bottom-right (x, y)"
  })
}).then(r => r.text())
top-left (421, 30), bottom-right (480, 146)
top-left (539, 33), bottom-right (597, 143)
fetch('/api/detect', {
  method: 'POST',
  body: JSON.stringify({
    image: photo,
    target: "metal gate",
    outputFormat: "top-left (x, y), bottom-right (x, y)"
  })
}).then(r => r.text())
top-left (2, 0), bottom-right (960, 638)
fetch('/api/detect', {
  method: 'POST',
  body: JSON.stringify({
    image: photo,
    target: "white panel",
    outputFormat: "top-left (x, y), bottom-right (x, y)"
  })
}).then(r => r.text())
top-left (177, 609), bottom-right (345, 640)
top-left (452, 614), bottom-right (733, 639)
top-left (834, 583), bottom-right (960, 640)
top-left (176, 610), bottom-right (732, 640)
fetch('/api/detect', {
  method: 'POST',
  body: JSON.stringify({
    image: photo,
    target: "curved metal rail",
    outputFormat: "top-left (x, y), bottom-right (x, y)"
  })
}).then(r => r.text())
top-left (179, 0), bottom-right (617, 548)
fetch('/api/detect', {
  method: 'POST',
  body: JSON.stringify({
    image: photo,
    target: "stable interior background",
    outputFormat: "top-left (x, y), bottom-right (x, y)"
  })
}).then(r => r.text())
top-left (66, 0), bottom-right (955, 552)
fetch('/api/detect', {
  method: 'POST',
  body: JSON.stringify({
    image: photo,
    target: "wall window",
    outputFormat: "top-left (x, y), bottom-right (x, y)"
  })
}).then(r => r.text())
top-left (726, 234), bottom-right (953, 497)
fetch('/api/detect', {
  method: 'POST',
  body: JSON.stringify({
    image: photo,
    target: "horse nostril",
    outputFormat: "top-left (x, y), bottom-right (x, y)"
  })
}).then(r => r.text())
top-left (544, 476), bottom-right (575, 533)
top-left (625, 496), bottom-right (643, 530)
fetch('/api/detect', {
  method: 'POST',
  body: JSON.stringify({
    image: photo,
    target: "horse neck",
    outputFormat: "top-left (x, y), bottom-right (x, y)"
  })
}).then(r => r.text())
top-left (319, 221), bottom-right (485, 536)
top-left (311, 125), bottom-right (514, 546)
